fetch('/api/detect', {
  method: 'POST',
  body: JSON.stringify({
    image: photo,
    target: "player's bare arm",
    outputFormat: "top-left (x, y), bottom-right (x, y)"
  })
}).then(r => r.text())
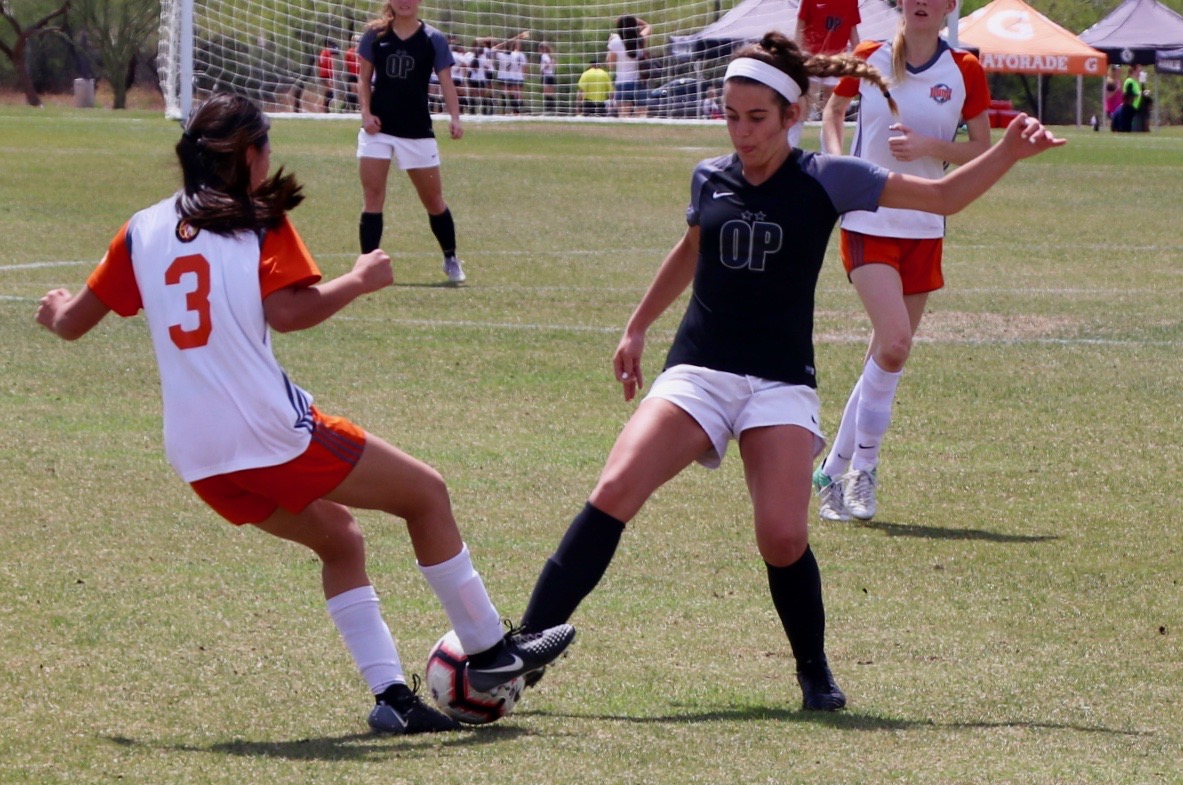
top-left (36, 286), bottom-right (110, 341)
top-left (264, 249), bottom-right (393, 333)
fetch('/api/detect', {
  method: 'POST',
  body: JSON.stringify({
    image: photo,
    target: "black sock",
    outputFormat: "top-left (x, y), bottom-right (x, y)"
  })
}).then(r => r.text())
top-left (465, 639), bottom-right (505, 669)
top-left (428, 208), bottom-right (456, 258)
top-left (766, 546), bottom-right (827, 670)
top-left (520, 503), bottom-right (626, 631)
top-left (359, 212), bottom-right (383, 254)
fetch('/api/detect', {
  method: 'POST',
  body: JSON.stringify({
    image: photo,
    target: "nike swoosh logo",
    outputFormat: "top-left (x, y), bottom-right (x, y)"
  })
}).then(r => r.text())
top-left (857, 443), bottom-right (876, 450)
top-left (471, 653), bottom-right (524, 674)
top-left (713, 191), bottom-right (735, 199)
top-left (386, 708), bottom-right (409, 728)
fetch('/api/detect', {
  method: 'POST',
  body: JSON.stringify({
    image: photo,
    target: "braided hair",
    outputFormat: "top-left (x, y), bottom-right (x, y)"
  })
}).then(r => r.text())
top-left (174, 93), bottom-right (303, 235)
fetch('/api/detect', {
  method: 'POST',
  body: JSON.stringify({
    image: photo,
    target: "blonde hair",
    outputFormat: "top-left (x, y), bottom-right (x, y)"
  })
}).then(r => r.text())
top-left (733, 31), bottom-right (898, 117)
top-left (891, 22), bottom-right (907, 85)
top-left (367, 2), bottom-right (398, 33)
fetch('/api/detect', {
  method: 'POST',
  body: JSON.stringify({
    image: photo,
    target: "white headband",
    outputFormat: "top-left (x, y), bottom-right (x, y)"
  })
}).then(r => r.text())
top-left (724, 58), bottom-right (803, 104)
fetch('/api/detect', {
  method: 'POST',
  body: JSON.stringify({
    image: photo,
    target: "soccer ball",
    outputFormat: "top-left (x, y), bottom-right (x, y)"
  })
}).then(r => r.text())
top-left (425, 629), bottom-right (524, 725)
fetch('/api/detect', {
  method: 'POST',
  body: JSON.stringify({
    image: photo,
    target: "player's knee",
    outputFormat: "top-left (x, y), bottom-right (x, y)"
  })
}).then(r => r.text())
top-left (875, 333), bottom-right (912, 371)
top-left (756, 523), bottom-right (809, 567)
top-left (399, 464), bottom-right (452, 520)
top-left (588, 473), bottom-right (643, 523)
top-left (316, 507), bottom-right (367, 565)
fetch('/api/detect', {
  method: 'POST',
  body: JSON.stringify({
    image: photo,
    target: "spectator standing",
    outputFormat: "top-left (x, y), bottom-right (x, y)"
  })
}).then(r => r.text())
top-left (607, 15), bottom-right (651, 117)
top-left (344, 35), bottom-right (361, 110)
top-left (1104, 65), bottom-right (1122, 130)
top-left (317, 40), bottom-right (341, 112)
top-left (577, 58), bottom-right (612, 116)
top-left (539, 42), bottom-right (558, 114)
top-left (1114, 64), bottom-right (1142, 132)
top-left (495, 36), bottom-right (529, 115)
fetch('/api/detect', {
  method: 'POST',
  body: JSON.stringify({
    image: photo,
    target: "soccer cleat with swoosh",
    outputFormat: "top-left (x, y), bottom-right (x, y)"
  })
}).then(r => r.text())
top-left (465, 623), bottom-right (576, 693)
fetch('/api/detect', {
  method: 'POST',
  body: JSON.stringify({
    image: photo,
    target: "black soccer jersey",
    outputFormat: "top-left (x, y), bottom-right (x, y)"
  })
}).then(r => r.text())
top-left (358, 22), bottom-right (453, 140)
top-left (664, 149), bottom-right (889, 388)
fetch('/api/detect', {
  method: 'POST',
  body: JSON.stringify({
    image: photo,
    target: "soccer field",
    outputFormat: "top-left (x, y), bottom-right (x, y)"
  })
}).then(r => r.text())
top-left (1, 107), bottom-right (1181, 784)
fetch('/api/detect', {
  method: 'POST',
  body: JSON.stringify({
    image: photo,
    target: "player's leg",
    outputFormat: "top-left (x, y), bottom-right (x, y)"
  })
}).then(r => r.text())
top-left (326, 433), bottom-right (574, 692)
top-left (519, 398), bottom-right (712, 633)
top-left (252, 501), bottom-right (458, 733)
top-left (358, 151), bottom-right (391, 253)
top-left (738, 424), bottom-right (845, 710)
top-left (406, 164), bottom-right (465, 284)
top-left (845, 263), bottom-right (923, 519)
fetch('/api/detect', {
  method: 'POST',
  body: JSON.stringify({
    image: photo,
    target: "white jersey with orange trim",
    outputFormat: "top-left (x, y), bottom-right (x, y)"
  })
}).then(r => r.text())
top-left (836, 39), bottom-right (990, 239)
top-left (86, 196), bottom-right (324, 482)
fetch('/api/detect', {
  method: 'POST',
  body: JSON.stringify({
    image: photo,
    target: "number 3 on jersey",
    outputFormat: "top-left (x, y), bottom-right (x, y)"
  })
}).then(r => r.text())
top-left (166, 254), bottom-right (212, 349)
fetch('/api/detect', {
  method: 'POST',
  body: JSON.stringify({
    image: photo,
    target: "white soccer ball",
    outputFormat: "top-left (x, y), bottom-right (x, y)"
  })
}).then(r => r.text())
top-left (425, 629), bottom-right (524, 725)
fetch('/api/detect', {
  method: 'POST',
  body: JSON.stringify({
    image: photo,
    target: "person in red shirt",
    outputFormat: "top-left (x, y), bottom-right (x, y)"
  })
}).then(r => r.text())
top-left (792, 0), bottom-right (861, 147)
top-left (317, 40), bottom-right (340, 111)
top-left (344, 35), bottom-right (361, 110)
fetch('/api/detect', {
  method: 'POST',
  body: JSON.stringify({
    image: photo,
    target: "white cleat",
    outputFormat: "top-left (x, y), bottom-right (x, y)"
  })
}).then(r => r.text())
top-left (813, 468), bottom-right (852, 522)
top-left (845, 469), bottom-right (878, 520)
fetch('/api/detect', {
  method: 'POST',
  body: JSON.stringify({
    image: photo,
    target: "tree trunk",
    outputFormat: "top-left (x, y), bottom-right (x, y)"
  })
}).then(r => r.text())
top-left (13, 36), bottom-right (43, 107)
top-left (111, 76), bottom-right (128, 109)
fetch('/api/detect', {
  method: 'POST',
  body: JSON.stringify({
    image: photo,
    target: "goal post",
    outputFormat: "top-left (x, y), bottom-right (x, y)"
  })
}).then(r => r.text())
top-left (157, 1), bottom-right (751, 121)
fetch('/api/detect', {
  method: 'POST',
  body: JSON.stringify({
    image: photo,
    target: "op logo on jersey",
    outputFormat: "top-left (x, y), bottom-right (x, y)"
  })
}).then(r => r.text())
top-left (175, 220), bottom-right (199, 243)
top-left (930, 83), bottom-right (954, 105)
top-left (384, 51), bottom-right (416, 79)
top-left (719, 212), bottom-right (783, 272)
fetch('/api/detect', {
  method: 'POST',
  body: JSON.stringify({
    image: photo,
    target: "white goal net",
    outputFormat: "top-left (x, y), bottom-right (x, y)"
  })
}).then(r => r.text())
top-left (157, 0), bottom-right (902, 121)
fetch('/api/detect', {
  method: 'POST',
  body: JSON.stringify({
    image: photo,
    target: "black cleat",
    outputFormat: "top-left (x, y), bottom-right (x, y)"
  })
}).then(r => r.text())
top-left (466, 623), bottom-right (576, 693)
top-left (523, 666), bottom-right (547, 689)
top-left (368, 678), bottom-right (461, 734)
top-left (796, 658), bottom-right (847, 711)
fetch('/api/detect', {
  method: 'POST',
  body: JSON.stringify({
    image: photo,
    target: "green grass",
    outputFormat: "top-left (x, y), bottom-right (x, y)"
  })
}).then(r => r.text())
top-left (2, 107), bottom-right (1182, 785)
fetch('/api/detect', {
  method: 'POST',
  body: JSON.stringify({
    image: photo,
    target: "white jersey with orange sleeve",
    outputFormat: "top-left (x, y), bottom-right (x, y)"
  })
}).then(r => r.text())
top-left (86, 197), bottom-right (323, 482)
top-left (836, 39), bottom-right (990, 239)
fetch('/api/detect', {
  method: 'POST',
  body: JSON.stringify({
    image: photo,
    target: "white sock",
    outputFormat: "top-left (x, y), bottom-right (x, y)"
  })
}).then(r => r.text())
top-left (822, 376), bottom-right (862, 479)
top-left (418, 544), bottom-right (503, 656)
top-left (326, 585), bottom-right (404, 696)
top-left (852, 357), bottom-right (903, 472)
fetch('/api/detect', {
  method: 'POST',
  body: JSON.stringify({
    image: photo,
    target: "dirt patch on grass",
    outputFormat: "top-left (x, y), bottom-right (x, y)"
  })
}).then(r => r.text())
top-left (816, 309), bottom-right (1078, 344)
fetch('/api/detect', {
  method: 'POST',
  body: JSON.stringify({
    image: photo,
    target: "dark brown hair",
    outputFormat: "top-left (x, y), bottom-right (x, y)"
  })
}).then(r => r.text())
top-left (733, 31), bottom-right (898, 117)
top-left (175, 93), bottom-right (303, 235)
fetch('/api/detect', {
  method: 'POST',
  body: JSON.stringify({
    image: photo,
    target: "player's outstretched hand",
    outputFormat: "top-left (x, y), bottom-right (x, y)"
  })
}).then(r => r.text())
top-left (613, 330), bottom-right (645, 402)
top-left (353, 249), bottom-right (394, 293)
top-left (1003, 114), bottom-right (1067, 159)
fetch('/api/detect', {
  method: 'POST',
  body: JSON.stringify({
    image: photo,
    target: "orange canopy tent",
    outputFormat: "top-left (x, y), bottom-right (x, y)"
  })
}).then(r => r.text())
top-left (954, 0), bottom-right (1107, 124)
top-left (958, 0), bottom-right (1107, 76)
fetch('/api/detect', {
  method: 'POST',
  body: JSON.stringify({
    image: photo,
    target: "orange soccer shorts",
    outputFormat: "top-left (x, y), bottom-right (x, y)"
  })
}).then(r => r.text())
top-left (840, 230), bottom-right (945, 296)
top-left (190, 407), bottom-right (367, 525)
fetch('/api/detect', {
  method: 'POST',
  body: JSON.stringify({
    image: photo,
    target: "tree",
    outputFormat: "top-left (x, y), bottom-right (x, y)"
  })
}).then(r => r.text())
top-left (75, 0), bottom-right (157, 109)
top-left (0, 0), bottom-right (71, 106)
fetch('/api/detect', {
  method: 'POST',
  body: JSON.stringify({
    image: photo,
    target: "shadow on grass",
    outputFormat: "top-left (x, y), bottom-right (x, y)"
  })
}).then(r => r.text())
top-left (104, 723), bottom-right (526, 762)
top-left (518, 707), bottom-right (1148, 737)
top-left (856, 519), bottom-right (1059, 544)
